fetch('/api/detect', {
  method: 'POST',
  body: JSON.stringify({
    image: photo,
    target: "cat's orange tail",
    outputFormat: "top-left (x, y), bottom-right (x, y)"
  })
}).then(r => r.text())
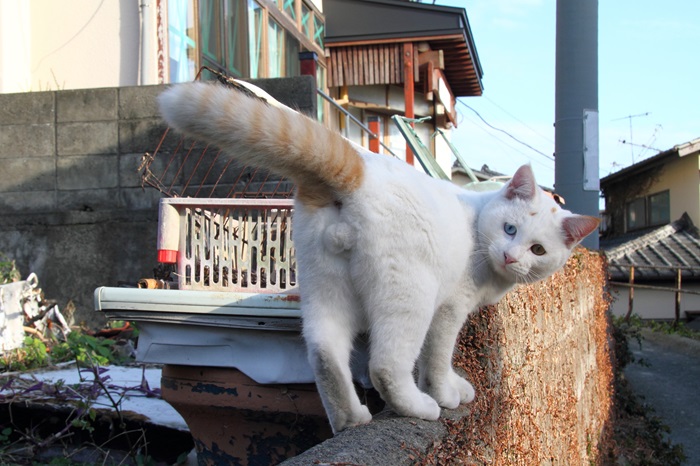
top-left (158, 82), bottom-right (364, 207)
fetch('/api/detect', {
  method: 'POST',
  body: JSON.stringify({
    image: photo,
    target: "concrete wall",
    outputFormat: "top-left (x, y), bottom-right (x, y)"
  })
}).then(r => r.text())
top-left (284, 250), bottom-right (613, 465)
top-left (608, 282), bottom-right (700, 320)
top-left (0, 76), bottom-right (316, 328)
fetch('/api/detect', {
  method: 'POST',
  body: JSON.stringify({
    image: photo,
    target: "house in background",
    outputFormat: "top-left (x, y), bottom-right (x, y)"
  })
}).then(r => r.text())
top-left (600, 137), bottom-right (700, 320)
top-left (323, 0), bottom-right (483, 174)
top-left (1, 0), bottom-right (482, 175)
top-left (0, 0), bottom-right (325, 90)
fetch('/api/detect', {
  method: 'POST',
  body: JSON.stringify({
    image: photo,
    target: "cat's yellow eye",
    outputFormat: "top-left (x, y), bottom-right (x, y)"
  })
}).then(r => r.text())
top-left (531, 244), bottom-right (546, 256)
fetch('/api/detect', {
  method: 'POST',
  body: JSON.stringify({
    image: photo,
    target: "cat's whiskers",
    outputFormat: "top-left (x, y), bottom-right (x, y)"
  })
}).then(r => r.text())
top-left (471, 233), bottom-right (495, 272)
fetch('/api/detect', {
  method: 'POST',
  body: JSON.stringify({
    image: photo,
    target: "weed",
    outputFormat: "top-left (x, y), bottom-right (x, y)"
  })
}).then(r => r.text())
top-left (0, 255), bottom-right (20, 285)
top-left (606, 315), bottom-right (687, 465)
top-left (646, 319), bottom-right (700, 340)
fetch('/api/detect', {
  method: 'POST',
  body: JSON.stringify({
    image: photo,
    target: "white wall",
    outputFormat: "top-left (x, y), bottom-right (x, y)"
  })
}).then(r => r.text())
top-left (0, 0), bottom-right (158, 93)
top-left (0, 1), bottom-right (31, 92)
top-left (608, 282), bottom-right (700, 320)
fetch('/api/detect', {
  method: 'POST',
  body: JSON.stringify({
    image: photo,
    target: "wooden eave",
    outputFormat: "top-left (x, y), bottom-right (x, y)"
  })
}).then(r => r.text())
top-left (323, 0), bottom-right (483, 97)
top-left (600, 137), bottom-right (700, 188)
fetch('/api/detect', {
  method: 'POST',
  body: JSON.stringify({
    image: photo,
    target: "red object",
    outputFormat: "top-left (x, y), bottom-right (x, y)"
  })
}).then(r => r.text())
top-left (157, 249), bottom-right (178, 263)
top-left (368, 116), bottom-right (380, 153)
top-left (299, 51), bottom-right (318, 77)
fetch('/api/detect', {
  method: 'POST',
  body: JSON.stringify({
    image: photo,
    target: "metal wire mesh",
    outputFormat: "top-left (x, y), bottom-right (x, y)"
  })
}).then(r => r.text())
top-left (139, 67), bottom-right (295, 200)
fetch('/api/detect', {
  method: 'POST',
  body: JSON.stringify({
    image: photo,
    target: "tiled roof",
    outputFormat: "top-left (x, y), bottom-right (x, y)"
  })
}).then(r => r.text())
top-left (603, 213), bottom-right (700, 281)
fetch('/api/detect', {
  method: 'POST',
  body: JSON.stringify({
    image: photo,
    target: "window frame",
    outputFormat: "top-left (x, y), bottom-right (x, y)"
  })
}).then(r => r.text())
top-left (167, 0), bottom-right (324, 82)
top-left (625, 189), bottom-right (671, 232)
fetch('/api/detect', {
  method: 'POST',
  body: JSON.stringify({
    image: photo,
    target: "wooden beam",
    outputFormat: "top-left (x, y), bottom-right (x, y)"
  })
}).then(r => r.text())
top-left (417, 50), bottom-right (444, 70)
top-left (403, 42), bottom-right (415, 166)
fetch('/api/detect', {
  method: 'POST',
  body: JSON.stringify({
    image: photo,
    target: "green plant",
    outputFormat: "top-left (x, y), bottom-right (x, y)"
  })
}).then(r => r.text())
top-left (0, 336), bottom-right (49, 372)
top-left (608, 313), bottom-right (687, 465)
top-left (611, 314), bottom-right (645, 368)
top-left (646, 319), bottom-right (700, 340)
top-left (0, 428), bottom-right (12, 447)
top-left (2, 331), bottom-right (132, 373)
top-left (51, 332), bottom-right (123, 367)
top-left (0, 254), bottom-right (20, 284)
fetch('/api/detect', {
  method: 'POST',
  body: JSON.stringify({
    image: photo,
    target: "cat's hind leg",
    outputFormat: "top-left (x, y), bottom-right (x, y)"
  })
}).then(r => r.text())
top-left (365, 289), bottom-right (442, 421)
top-left (303, 297), bottom-right (371, 433)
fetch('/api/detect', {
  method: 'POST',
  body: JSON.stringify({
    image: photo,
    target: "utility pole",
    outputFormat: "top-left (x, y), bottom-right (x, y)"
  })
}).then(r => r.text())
top-left (554, 0), bottom-right (599, 249)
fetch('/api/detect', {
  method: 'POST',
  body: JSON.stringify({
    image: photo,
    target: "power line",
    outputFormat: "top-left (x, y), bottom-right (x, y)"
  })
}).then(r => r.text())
top-left (458, 101), bottom-right (555, 162)
top-left (482, 96), bottom-right (554, 144)
top-left (460, 113), bottom-right (553, 172)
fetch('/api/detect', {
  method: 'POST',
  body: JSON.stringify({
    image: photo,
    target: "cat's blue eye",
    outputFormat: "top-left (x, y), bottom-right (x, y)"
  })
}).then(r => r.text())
top-left (504, 223), bottom-right (517, 236)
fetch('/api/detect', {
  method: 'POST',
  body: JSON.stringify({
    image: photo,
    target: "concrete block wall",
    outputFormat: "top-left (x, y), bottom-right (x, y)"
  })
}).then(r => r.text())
top-left (0, 76), bottom-right (316, 327)
top-left (0, 86), bottom-right (164, 214)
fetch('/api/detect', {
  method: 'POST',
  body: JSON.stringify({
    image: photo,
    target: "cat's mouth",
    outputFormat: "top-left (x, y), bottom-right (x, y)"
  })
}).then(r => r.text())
top-left (501, 261), bottom-right (529, 282)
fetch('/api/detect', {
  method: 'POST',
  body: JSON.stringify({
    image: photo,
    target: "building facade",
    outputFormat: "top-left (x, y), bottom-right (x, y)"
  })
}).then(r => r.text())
top-left (1, 0), bottom-right (481, 174)
top-left (0, 0), bottom-right (324, 91)
top-left (601, 138), bottom-right (700, 320)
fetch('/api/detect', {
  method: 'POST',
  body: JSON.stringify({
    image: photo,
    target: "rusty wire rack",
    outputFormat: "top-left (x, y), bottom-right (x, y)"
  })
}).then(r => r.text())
top-left (140, 68), bottom-right (298, 293)
top-left (139, 67), bottom-right (295, 200)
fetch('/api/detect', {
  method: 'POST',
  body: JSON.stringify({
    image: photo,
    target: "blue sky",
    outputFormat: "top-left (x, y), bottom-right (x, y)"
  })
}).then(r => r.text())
top-left (437, 0), bottom-right (700, 189)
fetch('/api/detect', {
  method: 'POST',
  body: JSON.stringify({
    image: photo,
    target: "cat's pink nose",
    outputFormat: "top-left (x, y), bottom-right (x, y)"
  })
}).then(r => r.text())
top-left (504, 252), bottom-right (518, 265)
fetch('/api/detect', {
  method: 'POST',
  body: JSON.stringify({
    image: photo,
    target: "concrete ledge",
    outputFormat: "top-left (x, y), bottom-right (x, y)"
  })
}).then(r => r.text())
top-left (281, 406), bottom-right (469, 466)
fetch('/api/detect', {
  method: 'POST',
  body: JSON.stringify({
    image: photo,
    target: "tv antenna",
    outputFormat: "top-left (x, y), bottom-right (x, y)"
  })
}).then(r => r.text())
top-left (612, 112), bottom-right (650, 163)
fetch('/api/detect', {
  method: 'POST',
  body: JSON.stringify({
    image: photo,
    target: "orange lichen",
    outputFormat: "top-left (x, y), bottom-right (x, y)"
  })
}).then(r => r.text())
top-left (420, 249), bottom-right (614, 465)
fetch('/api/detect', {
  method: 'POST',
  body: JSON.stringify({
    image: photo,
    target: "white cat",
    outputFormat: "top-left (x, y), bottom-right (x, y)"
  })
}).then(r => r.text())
top-left (158, 82), bottom-right (600, 433)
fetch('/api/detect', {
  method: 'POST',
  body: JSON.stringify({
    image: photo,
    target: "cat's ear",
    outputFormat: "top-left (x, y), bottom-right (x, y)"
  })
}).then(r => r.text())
top-left (505, 165), bottom-right (538, 200)
top-left (562, 215), bottom-right (600, 247)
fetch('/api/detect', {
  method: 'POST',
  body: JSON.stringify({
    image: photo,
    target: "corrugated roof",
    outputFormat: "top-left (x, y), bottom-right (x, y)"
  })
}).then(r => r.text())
top-left (603, 213), bottom-right (700, 281)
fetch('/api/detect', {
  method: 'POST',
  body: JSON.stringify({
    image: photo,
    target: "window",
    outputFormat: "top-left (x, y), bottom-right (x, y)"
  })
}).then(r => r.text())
top-left (626, 197), bottom-right (646, 230)
top-left (301, 3), bottom-right (311, 40)
top-left (226, 0), bottom-right (249, 77)
top-left (168, 0), bottom-right (320, 82)
top-left (200, 0), bottom-right (223, 66)
top-left (281, 0), bottom-right (296, 21)
top-left (649, 190), bottom-right (670, 225)
top-left (268, 20), bottom-right (300, 78)
top-left (313, 13), bottom-right (324, 48)
top-left (168, 0), bottom-right (197, 82)
top-left (200, 0), bottom-right (249, 77)
top-left (248, 0), bottom-right (264, 78)
top-left (625, 190), bottom-right (670, 231)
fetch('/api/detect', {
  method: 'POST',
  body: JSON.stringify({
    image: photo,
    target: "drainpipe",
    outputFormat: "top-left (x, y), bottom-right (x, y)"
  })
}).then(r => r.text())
top-left (140, 0), bottom-right (153, 85)
top-left (554, 0), bottom-right (599, 249)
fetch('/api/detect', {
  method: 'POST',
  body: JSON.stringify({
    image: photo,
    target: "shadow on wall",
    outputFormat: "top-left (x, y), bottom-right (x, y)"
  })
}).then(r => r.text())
top-left (0, 77), bottom-right (316, 328)
top-left (0, 86), bottom-right (166, 327)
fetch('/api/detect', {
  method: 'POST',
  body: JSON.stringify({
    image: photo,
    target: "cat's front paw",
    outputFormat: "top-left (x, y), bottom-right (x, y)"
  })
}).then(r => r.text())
top-left (415, 391), bottom-right (442, 420)
top-left (451, 372), bottom-right (475, 404)
top-left (422, 372), bottom-right (476, 409)
top-left (330, 404), bottom-right (372, 433)
top-left (427, 381), bottom-right (461, 409)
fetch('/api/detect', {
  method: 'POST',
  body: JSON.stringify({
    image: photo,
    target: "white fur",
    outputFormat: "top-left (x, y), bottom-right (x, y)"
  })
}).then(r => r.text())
top-left (157, 83), bottom-right (598, 434)
top-left (294, 155), bottom-right (587, 433)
